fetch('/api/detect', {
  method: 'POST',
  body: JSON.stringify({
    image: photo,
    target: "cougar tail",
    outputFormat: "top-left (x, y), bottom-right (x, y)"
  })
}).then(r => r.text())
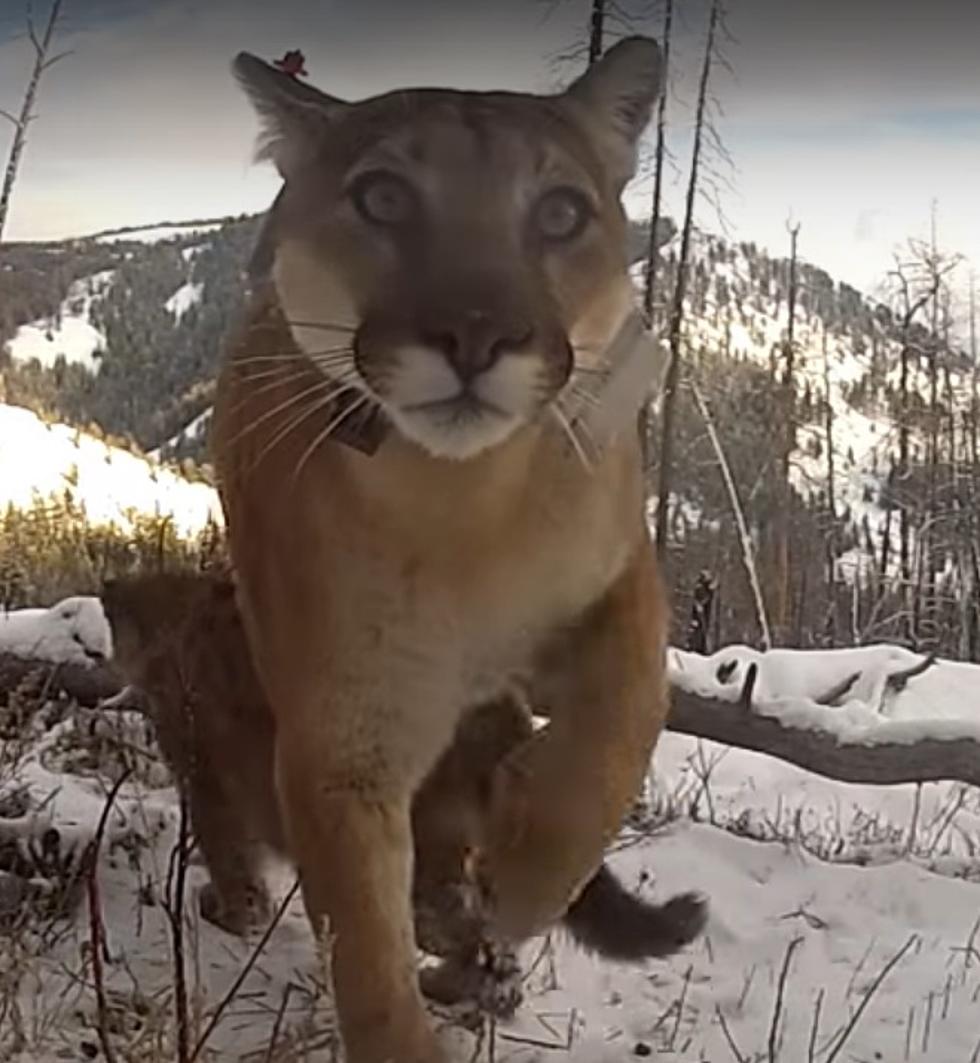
top-left (562, 863), bottom-right (707, 962)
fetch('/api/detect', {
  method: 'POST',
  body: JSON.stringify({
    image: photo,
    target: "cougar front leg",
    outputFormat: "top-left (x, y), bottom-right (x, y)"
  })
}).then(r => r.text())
top-left (480, 540), bottom-right (668, 942)
top-left (275, 716), bottom-right (449, 1063)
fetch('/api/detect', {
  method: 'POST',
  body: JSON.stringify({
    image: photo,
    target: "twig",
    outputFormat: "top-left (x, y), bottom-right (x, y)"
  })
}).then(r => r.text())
top-left (668, 965), bottom-right (693, 1049)
top-left (921, 990), bottom-right (934, 1054)
top-left (715, 1004), bottom-right (748, 1063)
top-left (807, 988), bottom-right (824, 1063)
top-left (824, 934), bottom-right (918, 1063)
top-left (262, 982), bottom-right (294, 1063)
top-left (767, 936), bottom-right (803, 1061)
top-left (167, 792), bottom-right (192, 1063)
top-left (813, 671), bottom-right (861, 707)
top-left (85, 768), bottom-right (132, 1063)
top-left (190, 878), bottom-right (301, 1060)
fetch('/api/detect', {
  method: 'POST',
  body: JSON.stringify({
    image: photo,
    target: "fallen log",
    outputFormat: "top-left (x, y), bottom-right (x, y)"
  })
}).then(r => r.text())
top-left (667, 662), bottom-right (980, 789)
top-left (0, 653), bottom-right (123, 708)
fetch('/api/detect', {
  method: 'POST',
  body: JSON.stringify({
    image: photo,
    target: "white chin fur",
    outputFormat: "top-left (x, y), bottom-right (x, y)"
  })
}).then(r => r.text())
top-left (389, 406), bottom-right (523, 460)
top-left (383, 345), bottom-right (542, 460)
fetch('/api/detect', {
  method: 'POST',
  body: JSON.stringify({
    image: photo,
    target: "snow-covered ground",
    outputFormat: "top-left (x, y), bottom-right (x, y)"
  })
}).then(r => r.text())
top-left (165, 280), bottom-right (203, 320)
top-left (4, 270), bottom-right (114, 370)
top-left (0, 402), bottom-right (221, 537)
top-left (2, 641), bottom-right (980, 1060)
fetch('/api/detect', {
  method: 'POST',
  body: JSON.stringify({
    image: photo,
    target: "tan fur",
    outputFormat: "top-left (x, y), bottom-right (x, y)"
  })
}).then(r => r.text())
top-left (214, 38), bottom-right (668, 1062)
top-left (102, 571), bottom-right (525, 970)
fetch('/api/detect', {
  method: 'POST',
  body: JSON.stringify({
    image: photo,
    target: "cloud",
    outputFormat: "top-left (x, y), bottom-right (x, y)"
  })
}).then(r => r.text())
top-left (0, 0), bottom-right (975, 302)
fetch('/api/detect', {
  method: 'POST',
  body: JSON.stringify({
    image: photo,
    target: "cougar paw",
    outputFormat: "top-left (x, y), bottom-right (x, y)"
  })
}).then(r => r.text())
top-left (199, 880), bottom-right (271, 936)
top-left (419, 944), bottom-right (524, 1020)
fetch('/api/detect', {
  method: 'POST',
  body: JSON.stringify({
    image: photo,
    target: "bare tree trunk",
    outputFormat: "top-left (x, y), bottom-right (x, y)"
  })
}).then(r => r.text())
top-left (822, 327), bottom-right (836, 521)
top-left (822, 326), bottom-right (837, 644)
top-left (587, 0), bottom-right (605, 66)
top-left (691, 381), bottom-right (772, 649)
top-left (0, 0), bottom-right (69, 243)
top-left (641, 0), bottom-right (673, 326)
top-left (771, 220), bottom-right (800, 642)
top-left (654, 0), bottom-right (722, 563)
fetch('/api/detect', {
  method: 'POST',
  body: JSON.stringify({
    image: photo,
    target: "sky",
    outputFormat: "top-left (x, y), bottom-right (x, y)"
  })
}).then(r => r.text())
top-left (0, 0), bottom-right (978, 306)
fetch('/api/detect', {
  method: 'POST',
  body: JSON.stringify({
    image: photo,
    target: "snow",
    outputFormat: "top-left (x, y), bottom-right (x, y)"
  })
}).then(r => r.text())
top-left (164, 280), bottom-right (203, 320)
top-left (627, 228), bottom-right (965, 579)
top-left (0, 402), bottom-right (221, 537)
top-left (4, 270), bottom-right (114, 370)
top-left (94, 222), bottom-right (224, 244)
top-left (0, 597), bottom-right (111, 664)
top-left (4, 641), bottom-right (980, 1059)
top-left (149, 404), bottom-right (213, 459)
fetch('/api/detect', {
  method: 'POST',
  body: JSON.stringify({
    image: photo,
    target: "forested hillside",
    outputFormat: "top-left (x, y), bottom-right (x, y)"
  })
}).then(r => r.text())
top-left (2, 214), bottom-right (976, 656)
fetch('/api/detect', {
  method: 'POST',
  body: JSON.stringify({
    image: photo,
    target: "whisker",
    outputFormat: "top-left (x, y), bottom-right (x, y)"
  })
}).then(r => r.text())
top-left (283, 319), bottom-right (358, 334)
top-left (246, 379), bottom-right (360, 477)
top-left (222, 377), bottom-right (339, 450)
top-left (238, 364), bottom-right (314, 386)
top-left (550, 403), bottom-right (593, 474)
top-left (308, 352), bottom-right (357, 375)
top-left (569, 406), bottom-right (602, 463)
top-left (569, 383), bottom-right (602, 409)
top-left (290, 393), bottom-right (373, 484)
top-left (225, 365), bottom-right (320, 421)
top-left (232, 346), bottom-right (354, 368)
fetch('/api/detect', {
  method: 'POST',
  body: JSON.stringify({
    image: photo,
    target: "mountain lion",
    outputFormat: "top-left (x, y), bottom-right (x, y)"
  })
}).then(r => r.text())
top-left (102, 571), bottom-right (705, 1012)
top-left (212, 35), bottom-right (699, 1061)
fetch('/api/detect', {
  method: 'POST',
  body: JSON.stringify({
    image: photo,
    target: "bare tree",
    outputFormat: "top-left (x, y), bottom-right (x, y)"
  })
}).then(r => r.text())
top-left (0, 0), bottom-right (71, 243)
top-left (821, 324), bottom-right (838, 642)
top-left (654, 0), bottom-right (724, 562)
top-left (640, 0), bottom-right (673, 326)
top-left (691, 381), bottom-right (772, 648)
top-left (885, 235), bottom-right (961, 641)
top-left (768, 219), bottom-right (801, 642)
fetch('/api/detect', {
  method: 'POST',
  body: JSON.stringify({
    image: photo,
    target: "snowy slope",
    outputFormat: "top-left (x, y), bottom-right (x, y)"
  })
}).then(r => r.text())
top-left (164, 279), bottom-right (203, 320)
top-left (0, 402), bottom-right (220, 536)
top-left (634, 231), bottom-right (974, 581)
top-left (4, 270), bottom-right (114, 370)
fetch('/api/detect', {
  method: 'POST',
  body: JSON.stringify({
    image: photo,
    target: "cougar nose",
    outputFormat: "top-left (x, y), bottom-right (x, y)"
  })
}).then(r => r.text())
top-left (421, 310), bottom-right (532, 383)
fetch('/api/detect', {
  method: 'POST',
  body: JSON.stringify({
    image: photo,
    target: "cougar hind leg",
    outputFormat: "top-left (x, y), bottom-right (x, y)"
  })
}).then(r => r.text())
top-left (190, 784), bottom-right (273, 935)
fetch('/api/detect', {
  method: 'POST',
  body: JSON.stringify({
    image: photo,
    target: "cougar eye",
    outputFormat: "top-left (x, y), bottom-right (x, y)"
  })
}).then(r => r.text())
top-left (350, 171), bottom-right (418, 227)
top-left (533, 187), bottom-right (592, 242)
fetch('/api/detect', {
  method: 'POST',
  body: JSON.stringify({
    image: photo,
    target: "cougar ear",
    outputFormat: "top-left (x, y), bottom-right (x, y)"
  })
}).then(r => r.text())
top-left (232, 52), bottom-right (349, 177)
top-left (563, 36), bottom-right (663, 184)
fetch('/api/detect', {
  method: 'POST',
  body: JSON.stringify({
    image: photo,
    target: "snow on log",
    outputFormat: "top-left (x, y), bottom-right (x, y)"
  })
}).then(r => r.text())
top-left (666, 646), bottom-right (980, 789)
top-left (0, 596), bottom-right (119, 706)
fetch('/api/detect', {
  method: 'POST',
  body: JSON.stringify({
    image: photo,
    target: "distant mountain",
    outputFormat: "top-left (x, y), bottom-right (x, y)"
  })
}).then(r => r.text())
top-left (0, 215), bottom-right (261, 457)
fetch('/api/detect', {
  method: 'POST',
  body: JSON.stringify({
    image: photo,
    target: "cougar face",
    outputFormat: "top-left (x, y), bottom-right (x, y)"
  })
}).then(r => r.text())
top-left (236, 41), bottom-right (662, 460)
